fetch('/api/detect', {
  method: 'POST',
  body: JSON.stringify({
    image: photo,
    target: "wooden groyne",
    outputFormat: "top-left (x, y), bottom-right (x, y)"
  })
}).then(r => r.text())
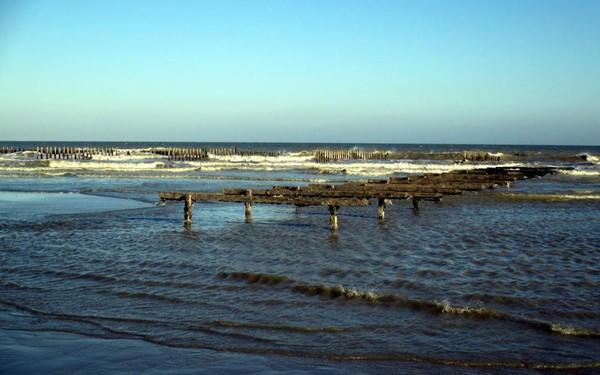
top-left (313, 148), bottom-right (503, 163)
top-left (314, 149), bottom-right (390, 162)
top-left (155, 147), bottom-right (503, 163)
top-left (159, 166), bottom-right (556, 230)
top-left (150, 147), bottom-right (282, 161)
top-left (1, 147), bottom-right (24, 154)
top-left (0, 145), bottom-right (537, 164)
top-left (33, 147), bottom-right (118, 160)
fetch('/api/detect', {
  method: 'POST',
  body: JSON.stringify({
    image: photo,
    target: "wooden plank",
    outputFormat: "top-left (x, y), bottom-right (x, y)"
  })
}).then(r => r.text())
top-left (160, 192), bottom-right (370, 207)
top-left (262, 187), bottom-right (453, 199)
top-left (342, 184), bottom-right (464, 195)
top-left (271, 185), bottom-right (302, 191)
top-left (223, 188), bottom-right (251, 195)
top-left (159, 192), bottom-right (187, 201)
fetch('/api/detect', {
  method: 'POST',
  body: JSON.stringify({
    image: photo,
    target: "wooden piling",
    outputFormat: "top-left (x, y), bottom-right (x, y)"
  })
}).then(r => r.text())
top-left (378, 198), bottom-right (386, 220)
top-left (184, 194), bottom-right (194, 228)
top-left (412, 197), bottom-right (421, 211)
top-left (329, 205), bottom-right (339, 230)
top-left (245, 189), bottom-right (252, 221)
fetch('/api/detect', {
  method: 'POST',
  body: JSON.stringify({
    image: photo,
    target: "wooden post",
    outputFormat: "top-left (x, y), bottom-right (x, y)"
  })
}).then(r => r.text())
top-left (378, 198), bottom-right (386, 220)
top-left (184, 194), bottom-right (194, 228)
top-left (328, 205), bottom-right (339, 230)
top-left (245, 189), bottom-right (252, 222)
top-left (412, 197), bottom-right (421, 211)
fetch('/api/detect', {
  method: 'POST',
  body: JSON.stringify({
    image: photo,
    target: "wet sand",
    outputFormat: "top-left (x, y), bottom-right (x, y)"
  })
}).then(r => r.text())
top-left (1, 326), bottom-right (564, 374)
top-left (1, 327), bottom-right (364, 375)
top-left (0, 192), bottom-right (152, 221)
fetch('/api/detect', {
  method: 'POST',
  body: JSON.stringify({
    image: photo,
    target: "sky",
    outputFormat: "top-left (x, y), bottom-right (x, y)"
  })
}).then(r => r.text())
top-left (0, 0), bottom-right (599, 145)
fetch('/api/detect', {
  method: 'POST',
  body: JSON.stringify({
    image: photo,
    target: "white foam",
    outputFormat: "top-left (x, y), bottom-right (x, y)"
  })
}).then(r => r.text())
top-left (557, 194), bottom-right (600, 200)
top-left (502, 192), bottom-right (600, 201)
top-left (577, 153), bottom-right (599, 164)
top-left (559, 169), bottom-right (600, 177)
top-left (0, 155), bottom-right (527, 177)
top-left (4, 148), bottom-right (596, 178)
top-left (207, 153), bottom-right (314, 163)
top-left (550, 323), bottom-right (599, 337)
top-left (190, 159), bottom-right (523, 176)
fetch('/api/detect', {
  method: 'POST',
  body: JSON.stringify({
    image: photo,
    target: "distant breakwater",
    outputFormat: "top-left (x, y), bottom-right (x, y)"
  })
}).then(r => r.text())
top-left (0, 146), bottom-right (544, 163)
top-left (0, 143), bottom-right (596, 163)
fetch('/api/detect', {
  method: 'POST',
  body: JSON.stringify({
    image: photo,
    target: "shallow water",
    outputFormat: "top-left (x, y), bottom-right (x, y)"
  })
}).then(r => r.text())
top-left (1, 143), bottom-right (599, 373)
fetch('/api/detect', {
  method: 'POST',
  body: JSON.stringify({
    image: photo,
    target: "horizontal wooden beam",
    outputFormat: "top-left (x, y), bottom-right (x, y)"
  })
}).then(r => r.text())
top-left (159, 192), bottom-right (370, 207)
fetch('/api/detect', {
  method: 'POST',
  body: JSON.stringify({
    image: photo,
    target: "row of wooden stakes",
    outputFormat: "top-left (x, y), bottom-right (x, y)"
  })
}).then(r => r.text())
top-left (0, 147), bottom-right (26, 154)
top-left (314, 149), bottom-right (390, 162)
top-left (158, 166), bottom-right (556, 230)
top-left (314, 149), bottom-right (504, 163)
top-left (1, 146), bottom-right (504, 163)
top-left (33, 147), bottom-right (118, 160)
top-left (150, 147), bottom-right (282, 161)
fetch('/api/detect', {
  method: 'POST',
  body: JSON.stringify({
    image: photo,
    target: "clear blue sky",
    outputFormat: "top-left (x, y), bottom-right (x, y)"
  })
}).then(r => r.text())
top-left (1, 0), bottom-right (599, 144)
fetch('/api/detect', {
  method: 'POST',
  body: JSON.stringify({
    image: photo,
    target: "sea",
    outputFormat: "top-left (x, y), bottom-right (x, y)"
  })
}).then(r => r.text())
top-left (0, 142), bottom-right (599, 374)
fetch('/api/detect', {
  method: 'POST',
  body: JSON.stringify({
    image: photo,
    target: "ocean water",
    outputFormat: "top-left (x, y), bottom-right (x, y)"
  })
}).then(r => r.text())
top-left (0, 142), bottom-right (599, 374)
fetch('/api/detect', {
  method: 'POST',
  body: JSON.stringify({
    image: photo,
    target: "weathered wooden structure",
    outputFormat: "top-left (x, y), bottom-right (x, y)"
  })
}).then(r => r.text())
top-left (159, 166), bottom-right (556, 230)
top-left (33, 147), bottom-right (118, 160)
top-left (1, 145), bottom-right (507, 162)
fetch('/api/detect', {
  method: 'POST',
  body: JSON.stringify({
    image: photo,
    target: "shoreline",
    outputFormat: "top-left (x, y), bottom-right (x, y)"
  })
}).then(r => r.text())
top-left (1, 327), bottom-right (557, 375)
top-left (1, 327), bottom-right (361, 375)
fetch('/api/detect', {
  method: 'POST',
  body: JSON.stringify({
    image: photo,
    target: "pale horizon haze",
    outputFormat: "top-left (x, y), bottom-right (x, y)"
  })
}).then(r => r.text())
top-left (1, 0), bottom-right (599, 145)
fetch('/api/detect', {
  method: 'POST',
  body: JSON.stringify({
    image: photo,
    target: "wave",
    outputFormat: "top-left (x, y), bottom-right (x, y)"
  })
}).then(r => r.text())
top-left (559, 169), bottom-right (600, 177)
top-left (2, 298), bottom-right (598, 370)
top-left (577, 153), bottom-right (600, 164)
top-left (498, 192), bottom-right (600, 202)
top-left (6, 145), bottom-right (598, 177)
top-left (218, 272), bottom-right (600, 339)
top-left (0, 153), bottom-right (533, 177)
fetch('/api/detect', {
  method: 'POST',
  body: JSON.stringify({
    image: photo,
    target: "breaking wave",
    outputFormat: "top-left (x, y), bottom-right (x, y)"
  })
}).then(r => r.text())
top-left (498, 192), bottom-right (600, 202)
top-left (3, 144), bottom-right (597, 178)
top-left (218, 272), bottom-right (600, 339)
top-left (2, 298), bottom-right (599, 371)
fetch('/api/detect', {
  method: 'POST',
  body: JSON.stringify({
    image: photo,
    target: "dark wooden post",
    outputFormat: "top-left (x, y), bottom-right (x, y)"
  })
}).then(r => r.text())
top-left (377, 198), bottom-right (386, 220)
top-left (184, 194), bottom-right (194, 228)
top-left (328, 205), bottom-right (339, 230)
top-left (245, 189), bottom-right (252, 222)
top-left (412, 197), bottom-right (421, 211)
